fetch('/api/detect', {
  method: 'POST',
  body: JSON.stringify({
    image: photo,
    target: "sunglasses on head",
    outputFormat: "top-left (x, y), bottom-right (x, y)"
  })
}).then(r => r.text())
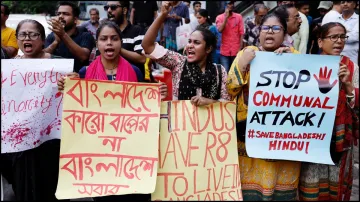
top-left (104, 4), bottom-right (122, 11)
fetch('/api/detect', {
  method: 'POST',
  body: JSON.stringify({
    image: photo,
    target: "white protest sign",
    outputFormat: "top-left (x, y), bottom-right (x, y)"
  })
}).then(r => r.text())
top-left (1, 59), bottom-right (73, 153)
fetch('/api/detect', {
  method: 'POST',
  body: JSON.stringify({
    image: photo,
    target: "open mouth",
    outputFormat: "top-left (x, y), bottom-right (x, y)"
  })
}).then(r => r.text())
top-left (23, 43), bottom-right (33, 52)
top-left (108, 14), bottom-right (115, 20)
top-left (333, 46), bottom-right (343, 52)
top-left (104, 48), bottom-right (115, 57)
top-left (265, 36), bottom-right (275, 44)
top-left (187, 50), bottom-right (195, 58)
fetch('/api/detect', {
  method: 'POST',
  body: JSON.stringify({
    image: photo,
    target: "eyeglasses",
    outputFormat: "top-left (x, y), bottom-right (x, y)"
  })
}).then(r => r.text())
top-left (104, 5), bottom-right (122, 11)
top-left (17, 32), bottom-right (41, 41)
top-left (323, 34), bottom-right (349, 42)
top-left (260, 25), bottom-right (283, 33)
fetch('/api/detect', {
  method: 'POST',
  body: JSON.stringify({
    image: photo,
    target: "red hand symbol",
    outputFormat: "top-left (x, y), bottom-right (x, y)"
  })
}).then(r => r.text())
top-left (313, 66), bottom-right (338, 94)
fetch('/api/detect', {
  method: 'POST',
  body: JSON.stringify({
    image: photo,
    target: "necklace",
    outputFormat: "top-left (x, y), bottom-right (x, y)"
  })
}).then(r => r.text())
top-left (105, 65), bottom-right (117, 81)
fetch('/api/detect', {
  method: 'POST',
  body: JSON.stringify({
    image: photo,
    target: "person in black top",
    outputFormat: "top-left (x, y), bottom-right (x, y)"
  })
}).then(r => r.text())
top-left (45, 1), bottom-right (95, 73)
top-left (130, 1), bottom-right (158, 31)
top-left (103, 1), bottom-right (147, 78)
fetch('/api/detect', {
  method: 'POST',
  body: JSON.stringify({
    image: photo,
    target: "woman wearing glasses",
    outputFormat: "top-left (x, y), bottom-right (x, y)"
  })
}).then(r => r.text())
top-left (299, 22), bottom-right (359, 201)
top-left (226, 13), bottom-right (301, 201)
top-left (5, 19), bottom-right (69, 201)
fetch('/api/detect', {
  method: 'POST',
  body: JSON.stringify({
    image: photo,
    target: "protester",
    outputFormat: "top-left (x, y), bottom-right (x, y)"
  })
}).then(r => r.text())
top-left (130, 1), bottom-right (158, 31)
top-left (161, 1), bottom-right (190, 52)
top-left (45, 1), bottom-right (95, 73)
top-left (216, 0), bottom-right (245, 72)
top-left (5, 19), bottom-right (73, 201)
top-left (322, 1), bottom-right (343, 25)
top-left (104, 1), bottom-right (147, 77)
top-left (80, 8), bottom-right (100, 63)
top-left (296, 1), bottom-right (312, 25)
top-left (243, 3), bottom-right (268, 47)
top-left (274, 4), bottom-right (302, 48)
top-left (227, 12), bottom-right (301, 201)
top-left (290, 1), bottom-right (309, 54)
top-left (340, 1), bottom-right (359, 65)
top-left (189, 1), bottom-right (201, 31)
top-left (80, 8), bottom-right (100, 40)
top-left (57, 21), bottom-right (167, 201)
top-left (142, 1), bottom-right (230, 104)
top-left (308, 1), bottom-right (332, 54)
top-left (300, 22), bottom-right (359, 201)
top-left (1, 3), bottom-right (19, 58)
top-left (196, 9), bottom-right (221, 63)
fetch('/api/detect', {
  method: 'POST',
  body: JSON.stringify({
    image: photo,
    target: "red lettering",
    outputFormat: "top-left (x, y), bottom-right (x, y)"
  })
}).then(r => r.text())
top-left (282, 141), bottom-right (290, 150)
top-left (172, 176), bottom-right (188, 197)
top-left (269, 140), bottom-right (277, 150)
top-left (322, 97), bottom-right (334, 109)
top-left (305, 142), bottom-right (309, 154)
top-left (203, 132), bottom-right (216, 167)
top-left (263, 92), bottom-right (270, 106)
top-left (193, 170), bottom-right (205, 194)
top-left (187, 132), bottom-right (200, 167)
top-left (253, 90), bottom-right (263, 106)
top-left (312, 97), bottom-right (322, 108)
top-left (173, 101), bottom-right (180, 132)
top-left (157, 172), bottom-right (184, 198)
top-left (224, 102), bottom-right (235, 131)
top-left (211, 103), bottom-right (225, 131)
top-left (290, 141), bottom-right (297, 150)
top-left (293, 95), bottom-right (303, 107)
top-left (161, 133), bottom-right (178, 169)
top-left (222, 164), bottom-right (231, 190)
top-left (216, 132), bottom-right (231, 162)
top-left (303, 97), bottom-right (314, 107)
top-left (10, 69), bottom-right (17, 86)
top-left (280, 95), bottom-right (292, 107)
top-left (182, 101), bottom-right (197, 131)
top-left (270, 93), bottom-right (281, 106)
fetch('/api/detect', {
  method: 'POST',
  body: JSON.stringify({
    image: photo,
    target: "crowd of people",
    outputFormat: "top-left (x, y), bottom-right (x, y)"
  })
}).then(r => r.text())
top-left (1, 0), bottom-right (359, 201)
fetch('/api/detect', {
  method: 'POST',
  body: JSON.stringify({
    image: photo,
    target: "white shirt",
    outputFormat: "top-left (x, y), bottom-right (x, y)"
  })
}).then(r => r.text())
top-left (322, 10), bottom-right (343, 25)
top-left (292, 12), bottom-right (309, 54)
top-left (189, 13), bottom-right (199, 32)
top-left (340, 12), bottom-right (359, 65)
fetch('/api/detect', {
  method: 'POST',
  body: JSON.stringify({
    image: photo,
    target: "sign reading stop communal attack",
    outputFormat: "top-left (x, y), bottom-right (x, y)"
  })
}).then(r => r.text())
top-left (246, 52), bottom-right (340, 165)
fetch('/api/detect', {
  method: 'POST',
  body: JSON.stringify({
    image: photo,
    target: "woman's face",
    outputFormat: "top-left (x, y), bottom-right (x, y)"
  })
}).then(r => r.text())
top-left (196, 13), bottom-right (207, 25)
top-left (17, 22), bottom-right (44, 57)
top-left (318, 25), bottom-right (346, 56)
top-left (97, 26), bottom-right (122, 60)
top-left (185, 30), bottom-right (211, 63)
top-left (259, 17), bottom-right (285, 51)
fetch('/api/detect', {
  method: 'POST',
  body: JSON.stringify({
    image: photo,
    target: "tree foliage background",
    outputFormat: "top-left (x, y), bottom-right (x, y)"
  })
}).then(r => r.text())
top-left (2, 1), bottom-right (79, 16)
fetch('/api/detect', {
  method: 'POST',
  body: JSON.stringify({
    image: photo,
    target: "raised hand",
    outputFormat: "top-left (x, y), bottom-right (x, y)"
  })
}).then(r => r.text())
top-left (313, 66), bottom-right (338, 94)
top-left (47, 17), bottom-right (66, 39)
top-left (338, 62), bottom-right (350, 83)
top-left (161, 1), bottom-right (172, 15)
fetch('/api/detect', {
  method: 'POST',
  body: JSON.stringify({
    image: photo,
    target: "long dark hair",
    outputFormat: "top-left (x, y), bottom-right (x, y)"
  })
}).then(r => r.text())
top-left (317, 22), bottom-right (347, 39)
top-left (192, 26), bottom-right (217, 62)
top-left (198, 9), bottom-right (212, 25)
top-left (16, 19), bottom-right (46, 41)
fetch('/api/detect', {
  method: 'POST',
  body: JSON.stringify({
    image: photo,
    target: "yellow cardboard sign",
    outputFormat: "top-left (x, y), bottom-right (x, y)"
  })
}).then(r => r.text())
top-left (152, 101), bottom-right (243, 201)
top-left (55, 78), bottom-right (161, 199)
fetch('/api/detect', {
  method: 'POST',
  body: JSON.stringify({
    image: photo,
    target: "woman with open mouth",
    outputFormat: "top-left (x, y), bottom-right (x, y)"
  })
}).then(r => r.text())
top-left (58, 21), bottom-right (167, 101)
top-left (4, 19), bottom-right (68, 201)
top-left (299, 22), bottom-right (359, 201)
top-left (142, 1), bottom-right (230, 106)
top-left (226, 12), bottom-right (301, 201)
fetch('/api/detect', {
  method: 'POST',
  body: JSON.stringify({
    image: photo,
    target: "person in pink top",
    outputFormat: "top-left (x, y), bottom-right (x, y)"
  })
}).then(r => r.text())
top-left (216, 1), bottom-right (244, 72)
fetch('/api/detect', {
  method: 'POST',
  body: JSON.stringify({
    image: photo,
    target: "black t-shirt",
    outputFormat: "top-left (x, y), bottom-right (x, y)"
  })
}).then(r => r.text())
top-left (133, 1), bottom-right (158, 26)
top-left (45, 27), bottom-right (95, 73)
